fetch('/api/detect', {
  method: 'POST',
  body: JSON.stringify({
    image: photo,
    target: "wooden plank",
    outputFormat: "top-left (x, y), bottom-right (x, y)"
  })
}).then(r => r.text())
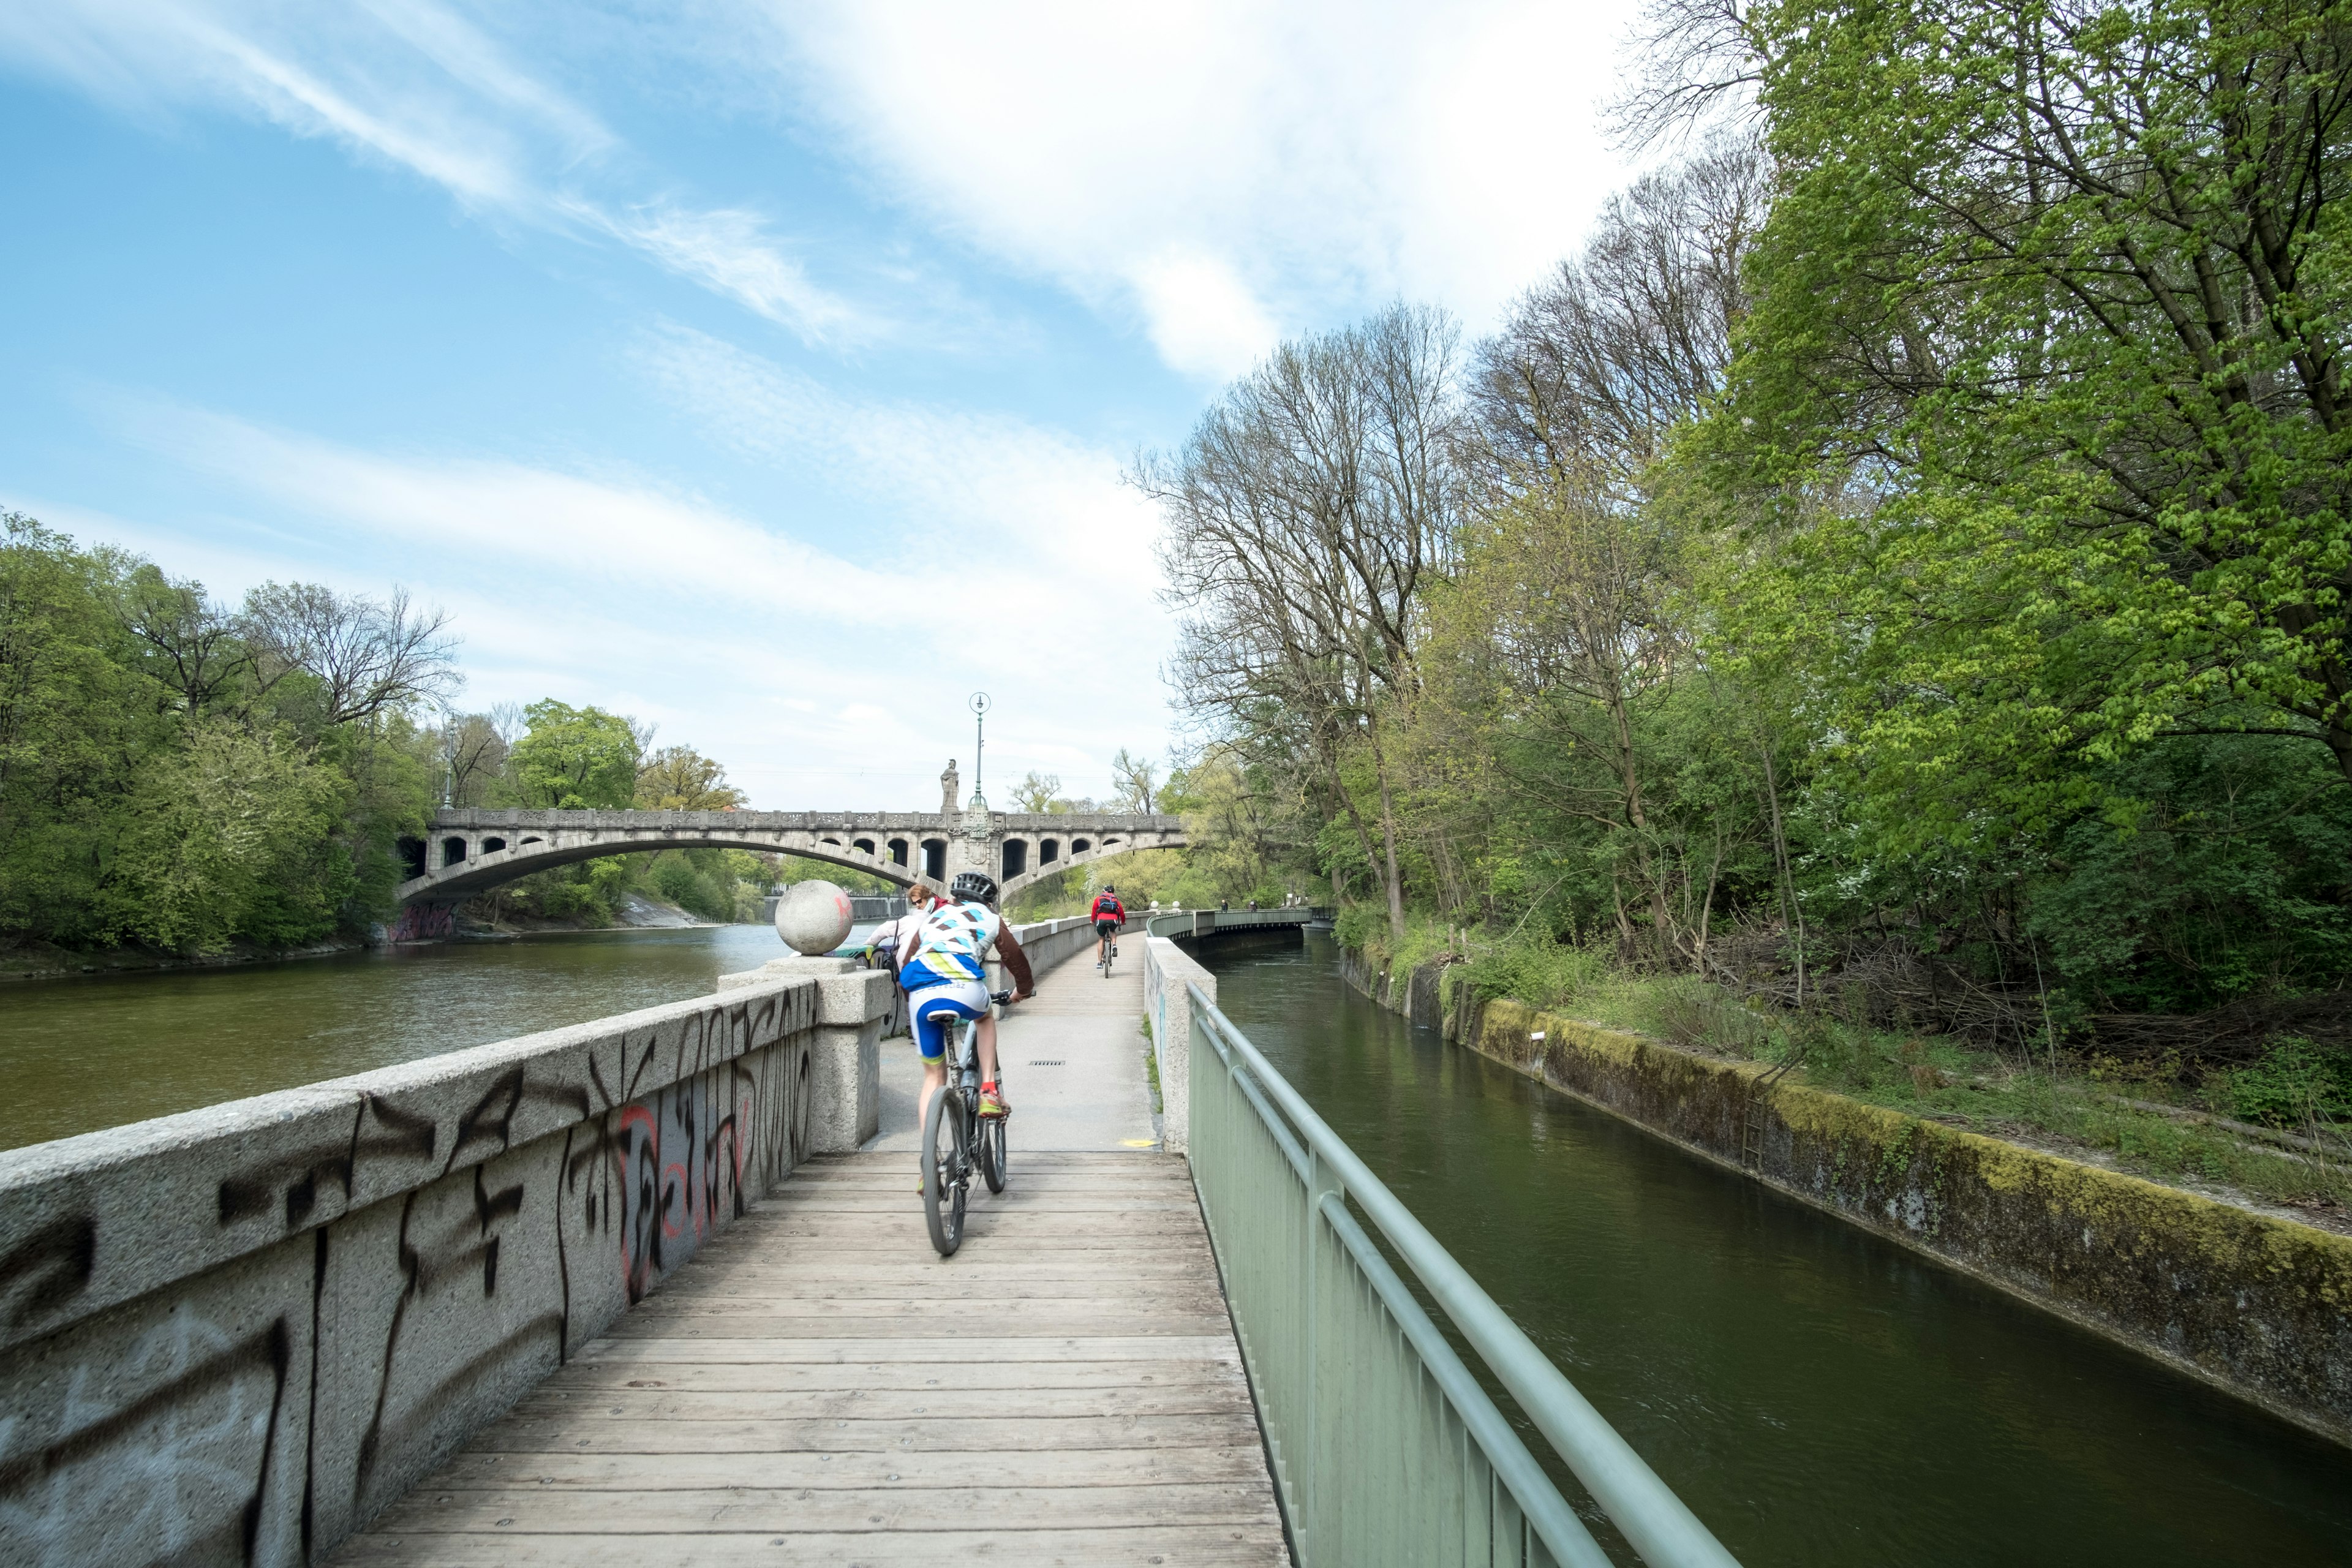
top-left (507, 1384), bottom-right (1253, 1422)
top-left (678, 1258), bottom-right (1217, 1284)
top-left (732, 1212), bottom-right (1201, 1236)
top-left (333, 1525), bottom-right (1289, 1566)
top-left (424, 1445), bottom-right (1272, 1491)
top-left (533, 1360), bottom-right (1245, 1395)
top-left (772, 1169), bottom-right (1194, 1189)
top-left (625, 1293), bottom-right (1228, 1319)
top-left (599, 1315), bottom-right (1237, 1341)
top-left (469, 1412), bottom-right (1265, 1453)
top-left (574, 1335), bottom-right (1242, 1365)
top-left (370, 1482), bottom-right (1278, 1534)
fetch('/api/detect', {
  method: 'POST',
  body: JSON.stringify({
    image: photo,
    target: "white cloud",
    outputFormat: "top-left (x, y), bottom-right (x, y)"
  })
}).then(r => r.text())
top-left (69, 378), bottom-right (1174, 808)
top-left (739, 0), bottom-right (1647, 368)
top-left (630, 322), bottom-right (1159, 579)
top-left (0, 0), bottom-right (862, 343)
top-left (1129, 251), bottom-right (1281, 382)
top-left (575, 202), bottom-right (865, 347)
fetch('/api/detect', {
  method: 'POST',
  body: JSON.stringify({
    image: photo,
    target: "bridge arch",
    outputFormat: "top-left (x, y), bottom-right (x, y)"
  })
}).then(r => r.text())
top-left (397, 827), bottom-right (922, 907)
top-left (395, 809), bottom-right (1188, 913)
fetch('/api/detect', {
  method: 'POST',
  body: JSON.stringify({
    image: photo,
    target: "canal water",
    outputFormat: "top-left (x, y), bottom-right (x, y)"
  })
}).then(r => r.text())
top-left (1202, 931), bottom-right (2352, 1567)
top-left (0, 926), bottom-right (785, 1152)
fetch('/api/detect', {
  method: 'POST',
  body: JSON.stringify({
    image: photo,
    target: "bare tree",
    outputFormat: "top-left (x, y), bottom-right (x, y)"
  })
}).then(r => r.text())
top-left (1111, 747), bottom-right (1158, 813)
top-left (439, 712), bottom-right (510, 807)
top-left (116, 566), bottom-right (249, 717)
top-left (1605, 0), bottom-right (1766, 151)
top-left (241, 582), bottom-right (461, 725)
top-left (1472, 134), bottom-right (1770, 507)
top-left (1141, 303), bottom-right (1465, 940)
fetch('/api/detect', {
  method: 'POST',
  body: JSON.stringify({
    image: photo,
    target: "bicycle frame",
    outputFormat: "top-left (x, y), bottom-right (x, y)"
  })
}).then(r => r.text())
top-left (922, 989), bottom-right (1012, 1257)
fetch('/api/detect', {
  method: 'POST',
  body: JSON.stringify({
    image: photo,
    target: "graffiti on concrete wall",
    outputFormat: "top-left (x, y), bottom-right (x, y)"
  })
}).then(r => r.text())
top-left (0, 981), bottom-right (819, 1567)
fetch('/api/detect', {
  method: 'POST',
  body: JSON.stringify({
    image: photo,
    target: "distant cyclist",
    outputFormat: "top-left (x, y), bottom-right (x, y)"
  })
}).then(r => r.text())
top-left (899, 871), bottom-right (1034, 1136)
top-left (1090, 883), bottom-right (1126, 967)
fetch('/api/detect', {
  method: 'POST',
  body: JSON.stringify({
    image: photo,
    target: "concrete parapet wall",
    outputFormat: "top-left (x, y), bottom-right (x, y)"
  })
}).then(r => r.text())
top-left (0, 973), bottom-right (888, 1565)
top-left (1449, 990), bottom-right (2352, 1446)
top-left (1144, 937), bottom-right (1218, 1153)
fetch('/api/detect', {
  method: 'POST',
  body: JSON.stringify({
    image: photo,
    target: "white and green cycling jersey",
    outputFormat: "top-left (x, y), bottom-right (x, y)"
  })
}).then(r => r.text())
top-left (897, 900), bottom-right (1005, 990)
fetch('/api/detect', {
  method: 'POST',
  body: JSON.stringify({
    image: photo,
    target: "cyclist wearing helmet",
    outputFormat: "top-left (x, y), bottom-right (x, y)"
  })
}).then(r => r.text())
top-left (898, 870), bottom-right (1034, 1131)
top-left (1089, 883), bottom-right (1126, 967)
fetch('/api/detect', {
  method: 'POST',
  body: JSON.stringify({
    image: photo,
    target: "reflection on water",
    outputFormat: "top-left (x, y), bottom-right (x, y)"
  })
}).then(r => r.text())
top-left (1205, 932), bottom-right (2352, 1567)
top-left (0, 926), bottom-right (786, 1151)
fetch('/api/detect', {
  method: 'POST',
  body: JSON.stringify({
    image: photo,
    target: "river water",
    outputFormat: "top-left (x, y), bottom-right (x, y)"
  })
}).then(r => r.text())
top-left (1202, 931), bottom-right (2352, 1567)
top-left (0, 925), bottom-right (785, 1152)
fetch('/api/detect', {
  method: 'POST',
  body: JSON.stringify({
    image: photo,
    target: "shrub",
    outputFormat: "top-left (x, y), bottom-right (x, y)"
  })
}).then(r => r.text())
top-left (2222, 1036), bottom-right (2352, 1129)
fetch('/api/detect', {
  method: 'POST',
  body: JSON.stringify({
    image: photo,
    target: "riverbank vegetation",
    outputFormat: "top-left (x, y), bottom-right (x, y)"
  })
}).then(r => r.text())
top-left (0, 515), bottom-right (786, 953)
top-left (1145, 0), bottom-right (2352, 1210)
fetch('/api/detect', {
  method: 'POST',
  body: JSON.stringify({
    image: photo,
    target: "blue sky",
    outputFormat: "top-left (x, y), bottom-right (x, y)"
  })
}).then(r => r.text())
top-left (0, 1), bottom-right (1642, 809)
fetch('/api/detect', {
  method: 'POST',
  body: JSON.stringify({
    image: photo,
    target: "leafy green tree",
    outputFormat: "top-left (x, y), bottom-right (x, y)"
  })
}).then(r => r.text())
top-left (635, 745), bottom-right (745, 810)
top-left (0, 515), bottom-right (168, 940)
top-left (1719, 0), bottom-right (2352, 857)
top-left (103, 719), bottom-right (352, 951)
top-left (508, 701), bottom-right (641, 808)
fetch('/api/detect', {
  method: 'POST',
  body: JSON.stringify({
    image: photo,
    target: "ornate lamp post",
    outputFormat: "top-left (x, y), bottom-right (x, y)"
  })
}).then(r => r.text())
top-left (967, 692), bottom-right (990, 810)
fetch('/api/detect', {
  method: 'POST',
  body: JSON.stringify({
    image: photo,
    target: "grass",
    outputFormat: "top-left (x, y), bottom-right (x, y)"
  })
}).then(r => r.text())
top-left (1447, 931), bottom-right (2352, 1218)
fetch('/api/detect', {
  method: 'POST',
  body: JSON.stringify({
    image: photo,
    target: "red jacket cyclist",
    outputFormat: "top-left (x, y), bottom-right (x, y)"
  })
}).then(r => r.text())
top-left (1090, 885), bottom-right (1126, 967)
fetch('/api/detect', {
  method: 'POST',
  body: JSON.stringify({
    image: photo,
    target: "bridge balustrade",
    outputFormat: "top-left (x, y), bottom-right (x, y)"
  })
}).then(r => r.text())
top-left (1186, 985), bottom-right (1743, 1568)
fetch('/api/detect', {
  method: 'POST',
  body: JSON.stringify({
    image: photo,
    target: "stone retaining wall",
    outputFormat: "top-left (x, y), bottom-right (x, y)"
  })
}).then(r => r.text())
top-left (0, 970), bottom-right (889, 1566)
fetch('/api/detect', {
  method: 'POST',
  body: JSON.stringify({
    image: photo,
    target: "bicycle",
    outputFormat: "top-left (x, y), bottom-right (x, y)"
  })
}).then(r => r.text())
top-left (921, 989), bottom-right (1014, 1257)
top-left (1097, 924), bottom-right (1118, 979)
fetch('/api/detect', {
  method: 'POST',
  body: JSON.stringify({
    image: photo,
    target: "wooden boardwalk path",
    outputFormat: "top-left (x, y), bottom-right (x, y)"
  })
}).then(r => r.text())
top-left (336, 956), bottom-right (1289, 1565)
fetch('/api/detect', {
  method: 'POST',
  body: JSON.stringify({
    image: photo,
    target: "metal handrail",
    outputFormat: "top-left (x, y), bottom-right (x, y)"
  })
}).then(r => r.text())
top-left (1142, 905), bottom-right (1329, 940)
top-left (1188, 982), bottom-right (1741, 1568)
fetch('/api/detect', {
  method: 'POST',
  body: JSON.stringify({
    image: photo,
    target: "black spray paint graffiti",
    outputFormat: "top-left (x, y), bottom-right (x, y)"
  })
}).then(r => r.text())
top-left (0, 984), bottom-right (805, 1566)
top-left (0, 1313), bottom-right (291, 1566)
top-left (0, 1215), bottom-right (97, 1332)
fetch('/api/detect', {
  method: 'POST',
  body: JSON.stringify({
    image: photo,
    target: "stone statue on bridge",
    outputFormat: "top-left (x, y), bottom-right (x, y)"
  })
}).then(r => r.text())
top-left (940, 759), bottom-right (960, 814)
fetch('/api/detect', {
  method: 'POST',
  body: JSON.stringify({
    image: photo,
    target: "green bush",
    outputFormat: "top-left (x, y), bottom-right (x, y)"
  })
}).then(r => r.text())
top-left (1457, 935), bottom-right (1614, 1013)
top-left (1332, 903), bottom-right (1380, 952)
top-left (651, 854), bottom-right (734, 922)
top-left (2222, 1036), bottom-right (2352, 1129)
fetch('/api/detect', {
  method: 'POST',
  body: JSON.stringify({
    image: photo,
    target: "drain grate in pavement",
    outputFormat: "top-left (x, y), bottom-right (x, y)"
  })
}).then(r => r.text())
top-left (1026, 1060), bottom-right (1066, 1066)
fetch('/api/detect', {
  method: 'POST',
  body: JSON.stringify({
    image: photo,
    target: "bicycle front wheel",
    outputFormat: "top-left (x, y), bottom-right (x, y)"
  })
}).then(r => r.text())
top-left (921, 1089), bottom-right (968, 1257)
top-left (978, 1110), bottom-right (1008, 1194)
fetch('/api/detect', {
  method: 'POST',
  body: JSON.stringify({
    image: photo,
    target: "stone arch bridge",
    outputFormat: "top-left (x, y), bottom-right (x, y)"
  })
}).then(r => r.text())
top-left (394, 807), bottom-right (1185, 939)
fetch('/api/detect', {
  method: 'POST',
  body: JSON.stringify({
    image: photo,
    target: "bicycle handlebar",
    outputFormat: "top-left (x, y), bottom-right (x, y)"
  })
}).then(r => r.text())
top-left (991, 989), bottom-right (1016, 1006)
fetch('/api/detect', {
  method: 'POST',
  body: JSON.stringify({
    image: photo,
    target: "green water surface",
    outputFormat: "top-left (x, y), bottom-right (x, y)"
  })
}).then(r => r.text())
top-left (0, 925), bottom-right (786, 1150)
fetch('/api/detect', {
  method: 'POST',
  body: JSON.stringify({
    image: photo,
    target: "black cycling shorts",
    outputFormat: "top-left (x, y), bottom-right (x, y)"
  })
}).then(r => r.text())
top-left (1095, 919), bottom-right (1120, 937)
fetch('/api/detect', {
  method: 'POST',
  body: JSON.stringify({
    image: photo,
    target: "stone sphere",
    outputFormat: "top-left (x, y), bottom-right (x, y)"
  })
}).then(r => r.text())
top-left (774, 880), bottom-right (854, 954)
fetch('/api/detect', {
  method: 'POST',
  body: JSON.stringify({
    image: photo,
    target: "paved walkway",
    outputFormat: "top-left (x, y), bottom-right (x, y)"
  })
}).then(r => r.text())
top-left (875, 948), bottom-right (1157, 1155)
top-left (335, 949), bottom-right (1286, 1566)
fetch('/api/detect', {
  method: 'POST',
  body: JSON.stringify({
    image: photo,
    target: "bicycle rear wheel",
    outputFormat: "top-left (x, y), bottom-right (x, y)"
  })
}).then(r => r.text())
top-left (978, 1110), bottom-right (1008, 1194)
top-left (921, 1089), bottom-right (968, 1257)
